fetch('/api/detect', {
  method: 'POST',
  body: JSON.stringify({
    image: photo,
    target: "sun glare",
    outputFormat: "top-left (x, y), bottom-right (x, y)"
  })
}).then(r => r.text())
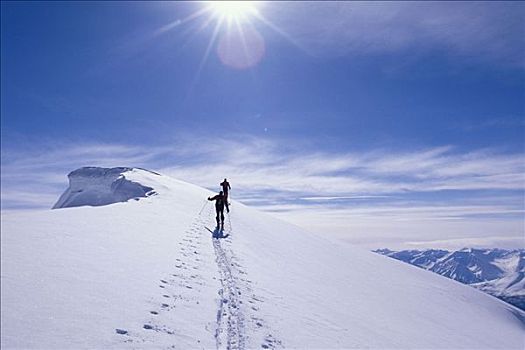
top-left (209, 1), bottom-right (258, 21)
top-left (159, 1), bottom-right (286, 74)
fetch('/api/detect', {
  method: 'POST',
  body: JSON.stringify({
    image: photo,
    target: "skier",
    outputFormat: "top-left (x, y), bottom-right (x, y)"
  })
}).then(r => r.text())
top-left (208, 191), bottom-right (226, 230)
top-left (220, 178), bottom-right (231, 212)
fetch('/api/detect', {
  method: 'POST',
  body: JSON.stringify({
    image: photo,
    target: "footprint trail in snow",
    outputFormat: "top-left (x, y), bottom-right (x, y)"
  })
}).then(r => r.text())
top-left (118, 201), bottom-right (281, 349)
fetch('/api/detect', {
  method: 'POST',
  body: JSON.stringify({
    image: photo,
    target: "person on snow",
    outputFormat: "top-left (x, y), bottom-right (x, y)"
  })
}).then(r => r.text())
top-left (208, 191), bottom-right (226, 230)
top-left (220, 178), bottom-right (231, 212)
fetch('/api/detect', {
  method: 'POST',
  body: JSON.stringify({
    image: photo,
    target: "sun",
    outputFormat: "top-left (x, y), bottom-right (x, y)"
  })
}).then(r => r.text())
top-left (208, 1), bottom-right (259, 22)
top-left (157, 0), bottom-right (291, 75)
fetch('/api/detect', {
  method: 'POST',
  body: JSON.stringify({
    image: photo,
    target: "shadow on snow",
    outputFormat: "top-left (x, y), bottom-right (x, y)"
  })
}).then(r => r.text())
top-left (205, 226), bottom-right (230, 239)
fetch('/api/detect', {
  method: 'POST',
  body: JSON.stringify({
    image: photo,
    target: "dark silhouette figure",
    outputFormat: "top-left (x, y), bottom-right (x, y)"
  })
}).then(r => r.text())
top-left (208, 191), bottom-right (226, 229)
top-left (220, 178), bottom-right (231, 212)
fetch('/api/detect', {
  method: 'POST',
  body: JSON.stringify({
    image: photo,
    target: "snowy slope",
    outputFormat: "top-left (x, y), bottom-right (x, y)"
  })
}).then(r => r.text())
top-left (2, 168), bottom-right (524, 349)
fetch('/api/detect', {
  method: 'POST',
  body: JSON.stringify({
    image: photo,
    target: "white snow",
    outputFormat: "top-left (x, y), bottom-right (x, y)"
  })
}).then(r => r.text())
top-left (1, 168), bottom-right (524, 349)
top-left (52, 167), bottom-right (157, 209)
top-left (475, 272), bottom-right (525, 297)
top-left (494, 252), bottom-right (523, 275)
top-left (476, 252), bottom-right (525, 297)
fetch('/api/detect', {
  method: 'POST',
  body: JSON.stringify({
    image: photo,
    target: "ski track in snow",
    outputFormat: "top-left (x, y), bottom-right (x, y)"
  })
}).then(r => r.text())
top-left (211, 205), bottom-right (282, 350)
top-left (119, 201), bottom-right (281, 349)
top-left (212, 207), bottom-right (246, 350)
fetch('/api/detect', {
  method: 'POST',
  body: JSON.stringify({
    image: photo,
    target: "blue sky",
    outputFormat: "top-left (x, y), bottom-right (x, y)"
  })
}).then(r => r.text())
top-left (2, 1), bottom-right (524, 249)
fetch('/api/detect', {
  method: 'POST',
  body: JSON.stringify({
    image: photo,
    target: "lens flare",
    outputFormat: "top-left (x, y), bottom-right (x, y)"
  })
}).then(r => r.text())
top-left (217, 23), bottom-right (265, 69)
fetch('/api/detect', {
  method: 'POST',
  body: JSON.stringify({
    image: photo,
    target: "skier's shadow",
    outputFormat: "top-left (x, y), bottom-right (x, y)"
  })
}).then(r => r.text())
top-left (205, 227), bottom-right (230, 239)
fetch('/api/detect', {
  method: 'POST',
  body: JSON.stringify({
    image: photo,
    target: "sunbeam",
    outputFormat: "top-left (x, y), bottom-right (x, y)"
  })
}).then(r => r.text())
top-left (186, 16), bottom-right (225, 100)
top-left (197, 16), bottom-right (225, 79)
top-left (153, 7), bottom-right (211, 37)
top-left (152, 1), bottom-right (296, 96)
top-left (251, 10), bottom-right (307, 53)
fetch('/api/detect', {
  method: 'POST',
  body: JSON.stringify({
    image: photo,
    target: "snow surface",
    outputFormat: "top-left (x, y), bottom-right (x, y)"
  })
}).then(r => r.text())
top-left (2, 168), bottom-right (524, 349)
top-left (52, 167), bottom-right (157, 209)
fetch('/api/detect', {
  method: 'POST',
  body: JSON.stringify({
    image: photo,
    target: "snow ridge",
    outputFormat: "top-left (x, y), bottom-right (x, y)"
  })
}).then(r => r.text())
top-left (53, 167), bottom-right (157, 209)
top-left (3, 168), bottom-right (525, 349)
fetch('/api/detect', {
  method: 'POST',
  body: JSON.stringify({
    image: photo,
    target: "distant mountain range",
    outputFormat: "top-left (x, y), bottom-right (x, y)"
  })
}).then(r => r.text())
top-left (374, 248), bottom-right (525, 311)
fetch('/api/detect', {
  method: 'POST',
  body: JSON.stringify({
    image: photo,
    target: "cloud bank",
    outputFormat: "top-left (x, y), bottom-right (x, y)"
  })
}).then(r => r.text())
top-left (2, 136), bottom-right (523, 248)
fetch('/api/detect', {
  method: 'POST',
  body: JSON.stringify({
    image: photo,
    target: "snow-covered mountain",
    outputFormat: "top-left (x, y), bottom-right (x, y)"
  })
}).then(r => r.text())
top-left (52, 167), bottom-right (157, 209)
top-left (374, 248), bottom-right (525, 311)
top-left (2, 167), bottom-right (524, 349)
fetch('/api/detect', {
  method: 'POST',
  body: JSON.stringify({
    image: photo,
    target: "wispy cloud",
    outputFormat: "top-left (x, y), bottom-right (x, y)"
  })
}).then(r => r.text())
top-left (403, 236), bottom-right (525, 251)
top-left (158, 138), bottom-right (524, 196)
top-left (459, 116), bottom-right (525, 131)
top-left (3, 136), bottom-right (523, 204)
top-left (0, 142), bottom-right (173, 209)
top-left (269, 2), bottom-right (525, 68)
top-left (301, 195), bottom-right (391, 201)
top-left (265, 202), bottom-right (524, 250)
top-left (1, 136), bottom-right (523, 248)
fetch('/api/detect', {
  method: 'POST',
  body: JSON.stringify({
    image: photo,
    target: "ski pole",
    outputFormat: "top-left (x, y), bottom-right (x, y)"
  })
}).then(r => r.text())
top-left (227, 208), bottom-right (232, 232)
top-left (197, 199), bottom-right (208, 216)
